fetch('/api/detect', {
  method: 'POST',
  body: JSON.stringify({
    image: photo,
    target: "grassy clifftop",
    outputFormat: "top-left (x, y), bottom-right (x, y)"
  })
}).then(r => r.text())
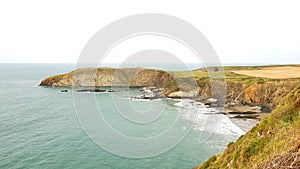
top-left (196, 87), bottom-right (300, 169)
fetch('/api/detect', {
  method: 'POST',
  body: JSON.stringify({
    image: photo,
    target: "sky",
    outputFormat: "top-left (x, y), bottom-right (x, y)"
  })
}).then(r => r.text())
top-left (0, 0), bottom-right (300, 65)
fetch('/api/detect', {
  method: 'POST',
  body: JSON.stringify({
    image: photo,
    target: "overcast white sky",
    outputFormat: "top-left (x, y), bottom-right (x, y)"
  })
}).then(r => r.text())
top-left (0, 0), bottom-right (300, 64)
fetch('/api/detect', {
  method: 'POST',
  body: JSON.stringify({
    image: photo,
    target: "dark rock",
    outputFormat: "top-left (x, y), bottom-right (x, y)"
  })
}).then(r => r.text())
top-left (107, 89), bottom-right (118, 92)
top-left (261, 105), bottom-right (272, 113)
top-left (228, 111), bottom-right (258, 115)
top-left (76, 89), bottom-right (106, 92)
top-left (202, 100), bottom-right (211, 106)
top-left (232, 115), bottom-right (259, 119)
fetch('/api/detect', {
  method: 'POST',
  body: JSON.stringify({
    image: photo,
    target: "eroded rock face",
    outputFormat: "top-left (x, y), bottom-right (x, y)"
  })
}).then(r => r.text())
top-left (39, 68), bottom-right (176, 88)
top-left (195, 80), bottom-right (299, 109)
top-left (242, 81), bottom-right (300, 108)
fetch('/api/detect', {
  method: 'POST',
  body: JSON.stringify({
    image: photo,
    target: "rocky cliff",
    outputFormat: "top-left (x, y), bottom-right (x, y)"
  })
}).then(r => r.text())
top-left (195, 79), bottom-right (300, 110)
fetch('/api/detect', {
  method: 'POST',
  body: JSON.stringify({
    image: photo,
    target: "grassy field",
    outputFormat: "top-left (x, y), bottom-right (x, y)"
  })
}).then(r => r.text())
top-left (170, 64), bottom-right (300, 83)
top-left (231, 66), bottom-right (300, 79)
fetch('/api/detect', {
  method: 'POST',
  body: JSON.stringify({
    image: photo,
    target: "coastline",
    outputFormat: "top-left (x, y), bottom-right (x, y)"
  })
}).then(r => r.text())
top-left (38, 65), bottom-right (300, 136)
top-left (175, 99), bottom-right (259, 133)
top-left (134, 88), bottom-right (259, 134)
top-left (37, 64), bottom-right (300, 168)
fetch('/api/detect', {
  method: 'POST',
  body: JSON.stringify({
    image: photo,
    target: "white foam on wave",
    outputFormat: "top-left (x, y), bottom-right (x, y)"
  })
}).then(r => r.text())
top-left (120, 96), bottom-right (163, 102)
top-left (213, 117), bottom-right (245, 135)
top-left (173, 99), bottom-right (245, 136)
top-left (174, 99), bottom-right (205, 108)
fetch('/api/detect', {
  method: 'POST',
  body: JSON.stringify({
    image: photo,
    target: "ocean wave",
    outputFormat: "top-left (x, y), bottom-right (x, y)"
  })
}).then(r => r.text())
top-left (174, 99), bottom-right (245, 136)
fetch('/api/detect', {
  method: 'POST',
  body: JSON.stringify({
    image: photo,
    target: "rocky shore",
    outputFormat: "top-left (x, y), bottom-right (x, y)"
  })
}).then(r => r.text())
top-left (40, 66), bottom-right (300, 121)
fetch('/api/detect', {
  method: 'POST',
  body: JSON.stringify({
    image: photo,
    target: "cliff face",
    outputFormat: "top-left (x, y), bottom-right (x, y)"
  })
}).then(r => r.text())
top-left (39, 68), bottom-right (176, 88)
top-left (194, 79), bottom-right (299, 109)
top-left (197, 87), bottom-right (300, 169)
top-left (242, 81), bottom-right (299, 108)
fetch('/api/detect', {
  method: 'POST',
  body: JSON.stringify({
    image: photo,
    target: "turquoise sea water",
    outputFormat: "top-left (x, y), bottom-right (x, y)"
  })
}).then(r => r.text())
top-left (0, 64), bottom-right (242, 169)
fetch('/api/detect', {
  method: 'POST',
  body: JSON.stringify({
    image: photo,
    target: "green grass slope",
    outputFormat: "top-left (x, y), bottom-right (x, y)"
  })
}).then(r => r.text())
top-left (197, 87), bottom-right (300, 169)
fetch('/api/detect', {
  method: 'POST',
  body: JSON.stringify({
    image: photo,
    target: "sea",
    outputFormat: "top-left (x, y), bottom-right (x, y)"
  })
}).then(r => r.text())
top-left (0, 64), bottom-right (255, 169)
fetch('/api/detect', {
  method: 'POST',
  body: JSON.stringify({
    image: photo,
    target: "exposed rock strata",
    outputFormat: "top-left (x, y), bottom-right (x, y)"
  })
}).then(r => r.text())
top-left (195, 80), bottom-right (299, 109)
